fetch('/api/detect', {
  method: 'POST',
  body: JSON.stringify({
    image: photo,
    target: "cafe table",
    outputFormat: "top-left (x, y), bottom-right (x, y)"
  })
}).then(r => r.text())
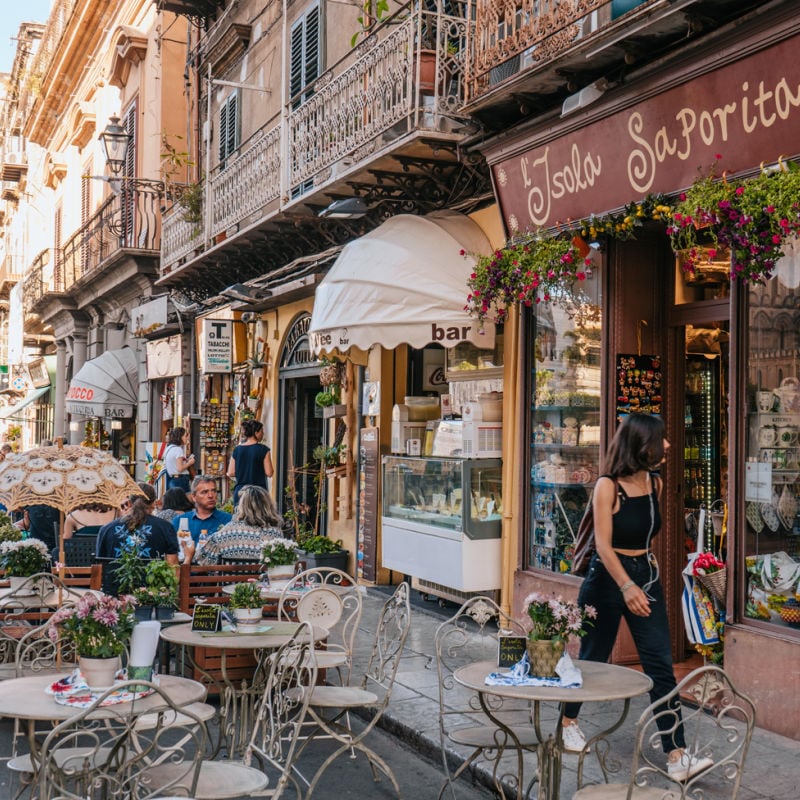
top-left (0, 672), bottom-right (208, 785)
top-left (453, 660), bottom-right (653, 800)
top-left (160, 620), bottom-right (325, 757)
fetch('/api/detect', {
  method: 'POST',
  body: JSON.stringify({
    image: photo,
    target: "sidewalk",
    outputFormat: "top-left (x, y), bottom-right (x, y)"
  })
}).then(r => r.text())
top-left (360, 586), bottom-right (798, 800)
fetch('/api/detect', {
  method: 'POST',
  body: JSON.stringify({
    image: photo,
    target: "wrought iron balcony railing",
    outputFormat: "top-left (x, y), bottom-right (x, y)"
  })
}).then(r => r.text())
top-left (161, 0), bottom-right (471, 274)
top-left (23, 249), bottom-right (53, 318)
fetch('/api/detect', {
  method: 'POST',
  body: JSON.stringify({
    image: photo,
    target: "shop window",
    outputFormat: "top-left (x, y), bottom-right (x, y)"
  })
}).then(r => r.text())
top-left (744, 277), bottom-right (800, 631)
top-left (528, 268), bottom-right (603, 573)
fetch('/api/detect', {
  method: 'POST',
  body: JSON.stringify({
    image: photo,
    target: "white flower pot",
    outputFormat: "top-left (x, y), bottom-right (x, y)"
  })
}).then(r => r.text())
top-left (232, 607), bottom-right (263, 626)
top-left (8, 575), bottom-right (38, 596)
top-left (79, 655), bottom-right (121, 691)
top-left (266, 565), bottom-right (296, 582)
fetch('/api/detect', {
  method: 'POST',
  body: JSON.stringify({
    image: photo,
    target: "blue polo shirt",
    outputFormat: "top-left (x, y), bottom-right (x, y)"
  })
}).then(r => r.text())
top-left (172, 509), bottom-right (232, 544)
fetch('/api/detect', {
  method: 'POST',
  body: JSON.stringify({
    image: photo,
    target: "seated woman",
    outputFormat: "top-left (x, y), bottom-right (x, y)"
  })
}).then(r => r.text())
top-left (186, 485), bottom-right (283, 565)
top-left (96, 483), bottom-right (179, 595)
top-left (63, 503), bottom-right (116, 540)
top-left (154, 488), bottom-right (194, 524)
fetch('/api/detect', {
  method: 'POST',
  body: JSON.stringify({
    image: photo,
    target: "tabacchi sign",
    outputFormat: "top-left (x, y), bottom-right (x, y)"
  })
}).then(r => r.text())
top-left (493, 35), bottom-right (800, 232)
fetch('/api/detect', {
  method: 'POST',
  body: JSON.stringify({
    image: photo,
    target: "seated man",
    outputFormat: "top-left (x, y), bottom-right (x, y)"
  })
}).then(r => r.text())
top-left (172, 475), bottom-right (231, 550)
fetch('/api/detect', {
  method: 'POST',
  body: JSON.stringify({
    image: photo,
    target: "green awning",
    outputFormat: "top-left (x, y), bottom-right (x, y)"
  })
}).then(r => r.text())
top-left (0, 385), bottom-right (51, 420)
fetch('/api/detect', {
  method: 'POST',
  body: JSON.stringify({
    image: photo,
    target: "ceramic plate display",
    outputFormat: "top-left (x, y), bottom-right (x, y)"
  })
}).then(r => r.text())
top-left (778, 484), bottom-right (798, 530)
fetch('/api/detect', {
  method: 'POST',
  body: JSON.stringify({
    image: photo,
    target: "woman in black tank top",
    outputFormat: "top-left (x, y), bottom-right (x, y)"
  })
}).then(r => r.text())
top-left (561, 414), bottom-right (713, 781)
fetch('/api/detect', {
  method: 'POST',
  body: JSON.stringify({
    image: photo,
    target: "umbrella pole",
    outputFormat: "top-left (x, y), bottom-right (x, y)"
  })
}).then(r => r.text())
top-left (57, 509), bottom-right (65, 669)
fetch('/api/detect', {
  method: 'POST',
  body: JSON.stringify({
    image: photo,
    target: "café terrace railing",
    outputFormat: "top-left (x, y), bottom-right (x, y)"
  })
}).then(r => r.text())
top-left (161, 0), bottom-right (471, 274)
top-left (23, 183), bottom-right (161, 316)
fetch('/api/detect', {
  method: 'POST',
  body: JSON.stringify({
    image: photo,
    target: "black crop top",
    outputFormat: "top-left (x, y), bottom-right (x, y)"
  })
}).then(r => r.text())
top-left (610, 476), bottom-right (661, 550)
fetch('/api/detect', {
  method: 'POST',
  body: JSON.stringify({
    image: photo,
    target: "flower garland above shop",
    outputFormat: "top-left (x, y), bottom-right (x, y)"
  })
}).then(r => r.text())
top-left (465, 195), bottom-right (673, 324)
top-left (667, 156), bottom-right (800, 283)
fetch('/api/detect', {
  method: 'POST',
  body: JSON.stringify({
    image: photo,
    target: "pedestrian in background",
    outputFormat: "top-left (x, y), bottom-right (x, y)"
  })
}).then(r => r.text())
top-left (163, 427), bottom-right (195, 492)
top-left (227, 419), bottom-right (274, 507)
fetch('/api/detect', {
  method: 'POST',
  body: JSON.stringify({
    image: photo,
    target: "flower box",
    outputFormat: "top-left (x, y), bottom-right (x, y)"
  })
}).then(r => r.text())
top-left (323, 404), bottom-right (347, 419)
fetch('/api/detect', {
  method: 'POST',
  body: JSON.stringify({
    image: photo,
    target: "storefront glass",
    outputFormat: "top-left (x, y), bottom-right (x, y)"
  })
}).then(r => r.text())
top-left (744, 276), bottom-right (800, 630)
top-left (528, 266), bottom-right (603, 573)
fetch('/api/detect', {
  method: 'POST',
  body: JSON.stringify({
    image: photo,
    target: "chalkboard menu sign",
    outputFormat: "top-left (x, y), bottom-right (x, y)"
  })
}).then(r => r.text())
top-left (358, 427), bottom-right (380, 582)
top-left (498, 635), bottom-right (528, 668)
top-left (191, 604), bottom-right (222, 633)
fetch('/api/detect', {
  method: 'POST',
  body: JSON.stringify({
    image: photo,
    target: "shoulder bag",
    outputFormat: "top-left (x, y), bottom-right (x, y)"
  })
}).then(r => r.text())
top-left (568, 475), bottom-right (616, 577)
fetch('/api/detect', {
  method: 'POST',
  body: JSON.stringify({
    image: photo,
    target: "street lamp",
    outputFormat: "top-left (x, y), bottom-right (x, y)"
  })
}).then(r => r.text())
top-left (99, 116), bottom-right (132, 176)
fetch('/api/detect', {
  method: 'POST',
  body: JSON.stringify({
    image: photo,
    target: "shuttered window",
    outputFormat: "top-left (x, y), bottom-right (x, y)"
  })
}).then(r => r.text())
top-left (120, 102), bottom-right (137, 246)
top-left (218, 90), bottom-right (241, 167)
top-left (290, 4), bottom-right (321, 108)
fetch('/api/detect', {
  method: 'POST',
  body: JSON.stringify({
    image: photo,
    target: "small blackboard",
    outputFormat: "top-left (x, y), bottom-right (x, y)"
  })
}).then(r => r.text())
top-left (498, 635), bottom-right (527, 668)
top-left (191, 604), bottom-right (222, 633)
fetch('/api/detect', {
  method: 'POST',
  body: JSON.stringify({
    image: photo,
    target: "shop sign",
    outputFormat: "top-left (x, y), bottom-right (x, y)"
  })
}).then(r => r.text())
top-left (492, 34), bottom-right (800, 231)
top-left (199, 319), bottom-right (233, 373)
top-left (146, 336), bottom-right (183, 379)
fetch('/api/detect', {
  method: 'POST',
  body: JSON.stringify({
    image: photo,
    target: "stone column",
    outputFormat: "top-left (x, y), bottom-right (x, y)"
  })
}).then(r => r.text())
top-left (53, 340), bottom-right (67, 441)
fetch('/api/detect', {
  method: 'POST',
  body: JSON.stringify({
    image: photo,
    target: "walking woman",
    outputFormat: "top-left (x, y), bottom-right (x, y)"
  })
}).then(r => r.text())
top-left (561, 414), bottom-right (712, 781)
top-left (164, 427), bottom-right (195, 493)
top-left (227, 419), bottom-right (274, 507)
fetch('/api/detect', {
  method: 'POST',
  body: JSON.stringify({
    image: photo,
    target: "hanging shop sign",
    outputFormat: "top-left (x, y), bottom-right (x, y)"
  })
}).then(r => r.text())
top-left (199, 319), bottom-right (233, 373)
top-left (131, 296), bottom-right (168, 337)
top-left (146, 336), bottom-right (183, 379)
top-left (615, 355), bottom-right (662, 418)
top-left (491, 33), bottom-right (800, 231)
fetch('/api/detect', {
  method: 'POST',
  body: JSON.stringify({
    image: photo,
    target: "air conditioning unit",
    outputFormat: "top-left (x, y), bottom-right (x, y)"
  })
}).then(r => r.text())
top-left (462, 420), bottom-right (502, 458)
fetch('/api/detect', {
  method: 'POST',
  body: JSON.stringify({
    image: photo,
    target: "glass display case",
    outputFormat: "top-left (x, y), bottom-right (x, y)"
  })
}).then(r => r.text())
top-left (381, 456), bottom-right (502, 591)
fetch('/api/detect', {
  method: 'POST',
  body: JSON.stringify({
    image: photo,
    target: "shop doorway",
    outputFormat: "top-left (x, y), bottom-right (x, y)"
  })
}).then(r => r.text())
top-left (276, 313), bottom-right (325, 533)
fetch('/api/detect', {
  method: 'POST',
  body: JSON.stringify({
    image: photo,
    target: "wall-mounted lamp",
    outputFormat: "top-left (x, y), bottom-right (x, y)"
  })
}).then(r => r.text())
top-left (69, 421), bottom-right (80, 432)
top-left (99, 116), bottom-right (133, 176)
top-left (221, 283), bottom-right (272, 304)
top-left (318, 197), bottom-right (369, 219)
top-left (110, 420), bottom-right (123, 431)
top-left (561, 79), bottom-right (610, 117)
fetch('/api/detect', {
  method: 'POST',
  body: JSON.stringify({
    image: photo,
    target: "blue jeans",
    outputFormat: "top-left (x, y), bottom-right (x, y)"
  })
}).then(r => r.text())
top-left (563, 552), bottom-right (686, 753)
top-left (167, 474), bottom-right (191, 493)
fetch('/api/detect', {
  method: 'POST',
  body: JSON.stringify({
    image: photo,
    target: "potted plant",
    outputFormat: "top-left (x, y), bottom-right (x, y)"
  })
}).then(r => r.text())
top-left (0, 538), bottom-right (51, 593)
top-left (228, 580), bottom-right (264, 625)
top-left (261, 537), bottom-right (299, 582)
top-left (247, 389), bottom-right (260, 410)
top-left (296, 533), bottom-right (349, 572)
top-left (135, 560), bottom-right (180, 621)
top-left (112, 534), bottom-right (147, 597)
top-left (523, 592), bottom-right (596, 677)
top-left (49, 592), bottom-right (136, 690)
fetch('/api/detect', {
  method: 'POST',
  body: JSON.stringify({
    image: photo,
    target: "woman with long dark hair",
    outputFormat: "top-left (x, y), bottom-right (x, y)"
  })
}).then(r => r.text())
top-left (95, 482), bottom-right (179, 594)
top-left (561, 414), bottom-right (712, 781)
top-left (155, 487), bottom-right (195, 524)
top-left (164, 427), bottom-right (195, 492)
top-left (227, 419), bottom-right (274, 507)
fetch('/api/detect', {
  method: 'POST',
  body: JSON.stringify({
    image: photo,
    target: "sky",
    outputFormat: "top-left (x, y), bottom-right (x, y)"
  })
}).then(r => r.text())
top-left (0, 1), bottom-right (54, 75)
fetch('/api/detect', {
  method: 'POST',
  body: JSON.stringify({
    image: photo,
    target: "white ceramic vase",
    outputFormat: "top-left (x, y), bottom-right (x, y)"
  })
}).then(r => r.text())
top-left (79, 655), bottom-right (121, 691)
top-left (267, 565), bottom-right (296, 582)
top-left (232, 607), bottom-right (263, 626)
top-left (8, 575), bottom-right (38, 596)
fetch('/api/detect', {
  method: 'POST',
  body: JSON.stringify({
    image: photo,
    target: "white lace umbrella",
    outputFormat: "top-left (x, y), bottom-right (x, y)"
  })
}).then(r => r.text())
top-left (0, 442), bottom-right (145, 565)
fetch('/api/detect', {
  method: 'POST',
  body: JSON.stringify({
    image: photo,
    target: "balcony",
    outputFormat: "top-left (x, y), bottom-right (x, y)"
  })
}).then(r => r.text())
top-left (0, 254), bottom-right (23, 294)
top-left (158, 0), bottom-right (490, 289)
top-left (0, 150), bottom-right (28, 183)
top-left (24, 183), bottom-right (161, 320)
top-left (465, 0), bottom-right (768, 125)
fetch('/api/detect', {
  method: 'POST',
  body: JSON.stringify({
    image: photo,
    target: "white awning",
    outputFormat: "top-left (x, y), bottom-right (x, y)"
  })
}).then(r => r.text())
top-left (66, 347), bottom-right (138, 419)
top-left (0, 386), bottom-right (51, 420)
top-left (309, 211), bottom-right (495, 354)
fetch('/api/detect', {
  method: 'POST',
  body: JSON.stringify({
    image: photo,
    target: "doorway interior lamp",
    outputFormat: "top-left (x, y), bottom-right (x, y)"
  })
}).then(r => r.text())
top-left (99, 116), bottom-right (133, 176)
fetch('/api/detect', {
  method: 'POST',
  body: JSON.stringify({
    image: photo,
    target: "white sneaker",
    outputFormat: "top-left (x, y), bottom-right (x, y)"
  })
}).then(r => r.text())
top-left (561, 722), bottom-right (587, 753)
top-left (667, 751), bottom-right (713, 782)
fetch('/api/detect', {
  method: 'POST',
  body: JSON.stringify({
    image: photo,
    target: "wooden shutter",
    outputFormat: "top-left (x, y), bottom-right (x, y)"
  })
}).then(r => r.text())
top-left (121, 102), bottom-right (137, 246)
top-left (218, 91), bottom-right (240, 165)
top-left (53, 205), bottom-right (63, 290)
top-left (290, 4), bottom-right (321, 107)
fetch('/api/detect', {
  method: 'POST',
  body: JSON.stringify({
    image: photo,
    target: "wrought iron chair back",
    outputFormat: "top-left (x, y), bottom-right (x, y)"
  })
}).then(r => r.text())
top-left (38, 679), bottom-right (209, 800)
top-left (434, 595), bottom-right (538, 800)
top-left (277, 566), bottom-right (362, 684)
top-left (295, 581), bottom-right (412, 798)
top-left (572, 664), bottom-right (757, 800)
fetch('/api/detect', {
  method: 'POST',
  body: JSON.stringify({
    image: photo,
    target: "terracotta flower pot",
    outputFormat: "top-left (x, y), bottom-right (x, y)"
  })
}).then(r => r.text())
top-left (79, 655), bottom-right (121, 691)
